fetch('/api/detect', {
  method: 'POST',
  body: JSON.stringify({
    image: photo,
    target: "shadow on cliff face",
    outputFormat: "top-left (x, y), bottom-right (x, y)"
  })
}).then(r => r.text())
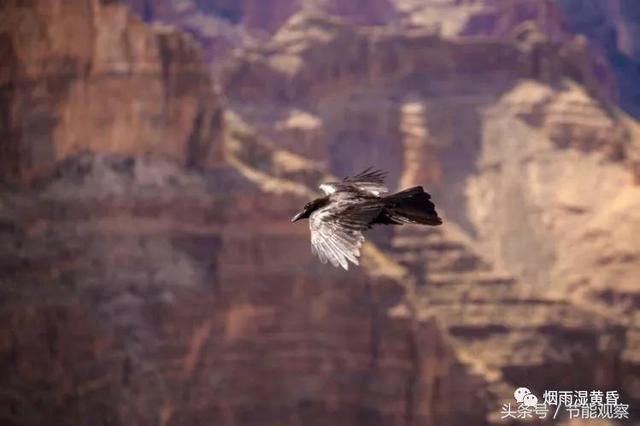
top-left (557, 0), bottom-right (640, 118)
top-left (0, 34), bottom-right (76, 183)
top-left (427, 103), bottom-right (483, 240)
top-left (0, 33), bottom-right (20, 179)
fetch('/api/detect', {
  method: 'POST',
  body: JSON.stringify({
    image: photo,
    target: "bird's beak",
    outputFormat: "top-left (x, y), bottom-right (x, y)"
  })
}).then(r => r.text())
top-left (291, 211), bottom-right (304, 222)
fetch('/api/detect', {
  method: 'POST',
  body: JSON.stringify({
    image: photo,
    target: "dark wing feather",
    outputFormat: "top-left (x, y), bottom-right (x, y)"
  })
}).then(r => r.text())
top-left (340, 167), bottom-right (388, 195)
top-left (309, 194), bottom-right (383, 270)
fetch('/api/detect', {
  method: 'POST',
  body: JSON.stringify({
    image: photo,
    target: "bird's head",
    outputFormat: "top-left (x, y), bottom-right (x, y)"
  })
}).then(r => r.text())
top-left (291, 198), bottom-right (327, 222)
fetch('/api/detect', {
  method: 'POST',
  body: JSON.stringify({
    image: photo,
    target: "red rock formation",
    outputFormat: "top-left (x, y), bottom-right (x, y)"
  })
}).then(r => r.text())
top-left (0, 154), bottom-right (490, 425)
top-left (122, 0), bottom-right (622, 109)
top-left (221, 11), bottom-right (640, 414)
top-left (3, 1), bottom-right (640, 425)
top-left (0, 0), bottom-right (222, 183)
top-left (221, 12), bottom-right (623, 178)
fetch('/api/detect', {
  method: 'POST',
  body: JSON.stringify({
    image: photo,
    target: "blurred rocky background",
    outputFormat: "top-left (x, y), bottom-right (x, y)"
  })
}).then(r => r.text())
top-left (1, 0), bottom-right (639, 425)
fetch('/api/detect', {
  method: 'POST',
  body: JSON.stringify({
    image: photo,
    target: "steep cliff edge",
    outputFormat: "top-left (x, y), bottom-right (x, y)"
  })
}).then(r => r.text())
top-left (0, 0), bottom-right (222, 182)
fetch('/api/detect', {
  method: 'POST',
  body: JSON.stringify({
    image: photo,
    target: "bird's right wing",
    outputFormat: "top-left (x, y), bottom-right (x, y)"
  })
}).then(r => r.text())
top-left (342, 167), bottom-right (388, 195)
top-left (309, 197), bottom-right (382, 270)
top-left (318, 167), bottom-right (388, 196)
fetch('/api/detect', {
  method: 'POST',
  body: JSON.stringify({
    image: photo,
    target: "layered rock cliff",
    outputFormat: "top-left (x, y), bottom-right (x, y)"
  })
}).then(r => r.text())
top-left (124, 0), bottom-right (640, 120)
top-left (0, 153), bottom-right (491, 425)
top-left (220, 10), bottom-right (640, 419)
top-left (2, 1), bottom-right (640, 425)
top-left (0, 0), bottom-right (222, 182)
top-left (1, 4), bottom-right (493, 425)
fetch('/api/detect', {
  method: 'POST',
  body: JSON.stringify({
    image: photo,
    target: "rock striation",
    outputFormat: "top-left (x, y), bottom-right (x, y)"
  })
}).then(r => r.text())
top-left (221, 11), bottom-right (640, 420)
top-left (0, 0), bottom-right (222, 183)
top-left (0, 153), bottom-right (490, 426)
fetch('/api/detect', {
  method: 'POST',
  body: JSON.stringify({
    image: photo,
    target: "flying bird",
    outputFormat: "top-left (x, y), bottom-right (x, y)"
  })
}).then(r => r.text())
top-left (291, 168), bottom-right (442, 270)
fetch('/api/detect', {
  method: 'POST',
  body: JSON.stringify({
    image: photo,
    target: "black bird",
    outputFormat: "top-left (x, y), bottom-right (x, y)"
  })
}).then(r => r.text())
top-left (291, 168), bottom-right (442, 270)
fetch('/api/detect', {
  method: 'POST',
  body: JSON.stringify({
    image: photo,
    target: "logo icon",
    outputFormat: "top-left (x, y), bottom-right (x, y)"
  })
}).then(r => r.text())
top-left (514, 387), bottom-right (538, 407)
top-left (523, 393), bottom-right (538, 407)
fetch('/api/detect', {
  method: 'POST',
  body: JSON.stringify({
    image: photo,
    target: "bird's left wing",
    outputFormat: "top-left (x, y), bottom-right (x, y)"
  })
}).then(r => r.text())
top-left (319, 167), bottom-right (388, 196)
top-left (308, 196), bottom-right (383, 270)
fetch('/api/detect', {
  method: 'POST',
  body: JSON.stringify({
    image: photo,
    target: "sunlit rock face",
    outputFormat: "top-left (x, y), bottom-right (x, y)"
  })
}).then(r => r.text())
top-left (0, 0), bottom-right (222, 183)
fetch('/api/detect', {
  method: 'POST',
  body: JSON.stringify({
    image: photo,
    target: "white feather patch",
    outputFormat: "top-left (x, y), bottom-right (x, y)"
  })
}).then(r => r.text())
top-left (319, 183), bottom-right (337, 195)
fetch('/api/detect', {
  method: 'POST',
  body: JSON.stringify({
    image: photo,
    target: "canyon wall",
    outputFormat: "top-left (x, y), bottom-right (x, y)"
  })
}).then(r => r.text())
top-left (0, 153), bottom-right (491, 425)
top-left (221, 10), bottom-right (640, 419)
top-left (123, 0), bottom-right (637, 117)
top-left (0, 0), bottom-right (222, 182)
top-left (2, 0), bottom-right (640, 425)
top-left (0, 3), bottom-right (493, 425)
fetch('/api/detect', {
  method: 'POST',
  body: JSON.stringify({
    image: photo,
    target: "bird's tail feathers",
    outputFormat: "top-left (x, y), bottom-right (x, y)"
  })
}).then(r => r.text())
top-left (382, 186), bottom-right (442, 226)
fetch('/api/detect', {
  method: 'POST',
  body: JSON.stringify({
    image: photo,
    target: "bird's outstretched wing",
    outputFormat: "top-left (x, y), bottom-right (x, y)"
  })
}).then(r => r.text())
top-left (319, 167), bottom-right (388, 196)
top-left (309, 195), bottom-right (383, 270)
